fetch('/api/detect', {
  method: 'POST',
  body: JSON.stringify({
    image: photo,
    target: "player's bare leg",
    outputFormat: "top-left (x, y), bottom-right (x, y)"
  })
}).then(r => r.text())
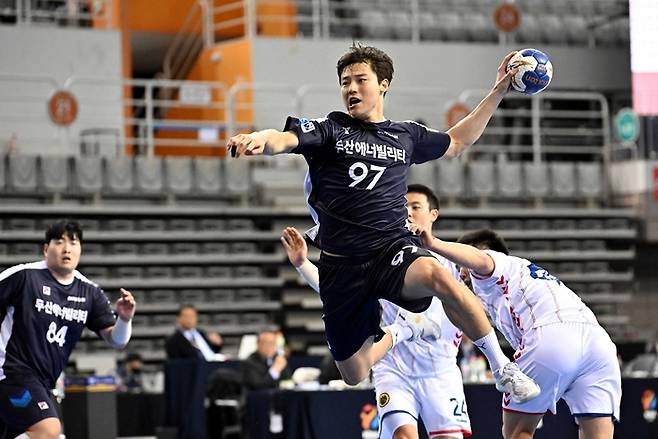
top-left (501, 412), bottom-right (542, 439)
top-left (25, 417), bottom-right (61, 439)
top-left (403, 258), bottom-right (492, 338)
top-left (402, 257), bottom-right (539, 403)
top-left (335, 313), bottom-right (431, 385)
top-left (577, 417), bottom-right (614, 439)
top-left (392, 424), bottom-right (419, 439)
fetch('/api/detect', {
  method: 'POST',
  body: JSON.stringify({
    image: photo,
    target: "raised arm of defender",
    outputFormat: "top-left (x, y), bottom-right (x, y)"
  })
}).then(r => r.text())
top-left (228, 129), bottom-right (299, 157)
top-left (412, 224), bottom-right (495, 278)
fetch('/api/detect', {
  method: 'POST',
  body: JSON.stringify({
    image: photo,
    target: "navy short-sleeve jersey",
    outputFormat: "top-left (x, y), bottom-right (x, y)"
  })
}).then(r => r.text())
top-left (0, 261), bottom-right (116, 387)
top-left (286, 111), bottom-right (451, 256)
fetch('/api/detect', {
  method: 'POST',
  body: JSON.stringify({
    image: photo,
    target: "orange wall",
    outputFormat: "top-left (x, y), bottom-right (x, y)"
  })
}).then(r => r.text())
top-left (155, 39), bottom-right (253, 156)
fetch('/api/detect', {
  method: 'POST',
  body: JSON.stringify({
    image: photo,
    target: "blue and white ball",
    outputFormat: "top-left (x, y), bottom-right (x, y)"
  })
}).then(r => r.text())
top-left (506, 48), bottom-right (553, 95)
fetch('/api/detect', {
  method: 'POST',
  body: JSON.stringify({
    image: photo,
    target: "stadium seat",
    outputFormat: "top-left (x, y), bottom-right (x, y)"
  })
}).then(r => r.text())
top-left (0, 154), bottom-right (5, 193)
top-left (139, 242), bottom-right (169, 255)
top-left (171, 242), bottom-right (199, 254)
top-left (134, 156), bottom-right (164, 194)
top-left (539, 15), bottom-right (568, 45)
top-left (436, 12), bottom-right (467, 41)
top-left (549, 162), bottom-right (577, 199)
top-left (164, 156), bottom-right (193, 195)
top-left (523, 162), bottom-right (550, 202)
top-left (208, 289), bottom-right (236, 303)
top-left (105, 219), bottom-right (135, 231)
top-left (136, 219), bottom-right (166, 231)
top-left (194, 158), bottom-right (223, 195)
top-left (497, 162), bottom-right (523, 199)
top-left (201, 242), bottom-right (230, 254)
top-left (388, 10), bottom-right (412, 40)
top-left (180, 289), bottom-right (205, 303)
top-left (408, 162), bottom-right (436, 189)
top-left (463, 12), bottom-right (497, 42)
top-left (198, 218), bottom-right (225, 230)
top-left (225, 159), bottom-right (251, 197)
top-left (72, 156), bottom-right (103, 195)
top-left (577, 162), bottom-right (604, 201)
top-left (8, 155), bottom-right (38, 192)
top-left (436, 160), bottom-right (465, 204)
top-left (40, 155), bottom-right (69, 194)
top-left (168, 218), bottom-right (196, 231)
top-left (236, 289), bottom-right (266, 302)
top-left (206, 266), bottom-right (232, 277)
top-left (468, 161), bottom-right (496, 202)
top-left (419, 12), bottom-right (442, 40)
top-left (174, 266), bottom-right (203, 278)
top-left (359, 10), bottom-right (392, 39)
top-left (144, 266), bottom-right (174, 278)
top-left (105, 156), bottom-right (134, 194)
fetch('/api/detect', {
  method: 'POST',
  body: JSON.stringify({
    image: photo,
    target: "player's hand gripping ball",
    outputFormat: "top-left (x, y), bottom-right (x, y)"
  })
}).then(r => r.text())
top-left (506, 48), bottom-right (553, 95)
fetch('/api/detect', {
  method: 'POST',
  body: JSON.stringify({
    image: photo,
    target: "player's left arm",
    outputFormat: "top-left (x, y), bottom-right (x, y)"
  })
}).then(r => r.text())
top-left (99, 288), bottom-right (136, 349)
top-left (281, 227), bottom-right (320, 293)
top-left (443, 52), bottom-right (518, 158)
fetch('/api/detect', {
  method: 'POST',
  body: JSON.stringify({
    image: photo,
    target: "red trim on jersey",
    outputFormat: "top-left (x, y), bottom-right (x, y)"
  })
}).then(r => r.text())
top-left (502, 407), bottom-right (547, 416)
top-left (469, 254), bottom-right (496, 280)
top-left (428, 428), bottom-right (472, 438)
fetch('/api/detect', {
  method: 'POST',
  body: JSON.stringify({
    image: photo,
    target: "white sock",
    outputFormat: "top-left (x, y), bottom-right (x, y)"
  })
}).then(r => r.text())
top-left (472, 330), bottom-right (510, 373)
top-left (14, 433), bottom-right (30, 439)
top-left (383, 323), bottom-right (413, 348)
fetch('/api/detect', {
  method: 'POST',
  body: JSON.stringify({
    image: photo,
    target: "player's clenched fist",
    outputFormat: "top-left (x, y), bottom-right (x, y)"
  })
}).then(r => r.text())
top-left (227, 132), bottom-right (266, 157)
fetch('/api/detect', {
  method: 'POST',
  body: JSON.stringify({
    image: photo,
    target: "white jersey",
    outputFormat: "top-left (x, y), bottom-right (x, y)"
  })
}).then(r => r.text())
top-left (374, 251), bottom-right (463, 379)
top-left (470, 250), bottom-right (599, 351)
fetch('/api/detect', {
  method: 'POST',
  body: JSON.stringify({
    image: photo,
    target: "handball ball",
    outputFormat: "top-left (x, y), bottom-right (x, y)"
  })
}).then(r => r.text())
top-left (506, 48), bottom-right (553, 95)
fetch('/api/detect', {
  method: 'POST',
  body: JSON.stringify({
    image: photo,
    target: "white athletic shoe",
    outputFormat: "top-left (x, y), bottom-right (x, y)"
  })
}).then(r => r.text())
top-left (398, 311), bottom-right (441, 341)
top-left (494, 362), bottom-right (541, 404)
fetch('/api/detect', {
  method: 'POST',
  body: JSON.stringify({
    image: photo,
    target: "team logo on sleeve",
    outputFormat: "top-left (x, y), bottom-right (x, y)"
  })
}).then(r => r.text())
top-left (378, 392), bottom-right (390, 408)
top-left (527, 263), bottom-right (561, 285)
top-left (299, 118), bottom-right (315, 133)
top-left (38, 401), bottom-right (50, 410)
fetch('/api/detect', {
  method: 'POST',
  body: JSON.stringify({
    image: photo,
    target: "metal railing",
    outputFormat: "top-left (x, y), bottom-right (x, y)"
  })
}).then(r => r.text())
top-left (0, 74), bottom-right (612, 161)
top-left (0, 0), bottom-right (113, 28)
top-left (0, 75), bottom-right (228, 156)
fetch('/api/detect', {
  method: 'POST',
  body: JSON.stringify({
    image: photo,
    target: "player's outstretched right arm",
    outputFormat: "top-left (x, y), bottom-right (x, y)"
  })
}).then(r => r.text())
top-left (227, 129), bottom-right (299, 157)
top-left (281, 227), bottom-right (320, 293)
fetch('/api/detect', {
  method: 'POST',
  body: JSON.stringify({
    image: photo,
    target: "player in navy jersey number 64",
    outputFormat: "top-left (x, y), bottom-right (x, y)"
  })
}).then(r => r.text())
top-left (227, 45), bottom-right (539, 404)
top-left (0, 220), bottom-right (136, 439)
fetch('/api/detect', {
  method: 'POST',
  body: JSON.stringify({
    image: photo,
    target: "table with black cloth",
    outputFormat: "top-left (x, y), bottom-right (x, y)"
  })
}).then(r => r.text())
top-left (164, 359), bottom-right (242, 439)
top-left (246, 378), bottom-right (658, 439)
top-left (116, 392), bottom-right (165, 437)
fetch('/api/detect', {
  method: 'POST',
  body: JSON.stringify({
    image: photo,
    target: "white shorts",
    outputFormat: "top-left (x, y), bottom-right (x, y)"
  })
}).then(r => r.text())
top-left (504, 322), bottom-right (621, 422)
top-left (374, 364), bottom-right (472, 439)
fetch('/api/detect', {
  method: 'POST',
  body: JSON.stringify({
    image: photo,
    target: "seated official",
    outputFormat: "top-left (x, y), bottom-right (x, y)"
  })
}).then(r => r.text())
top-left (165, 304), bottom-right (223, 361)
top-left (243, 330), bottom-right (292, 390)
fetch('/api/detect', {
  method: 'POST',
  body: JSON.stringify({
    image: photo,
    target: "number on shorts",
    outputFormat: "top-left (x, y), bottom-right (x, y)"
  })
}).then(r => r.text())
top-left (348, 162), bottom-right (386, 190)
top-left (46, 321), bottom-right (68, 348)
top-left (450, 397), bottom-right (467, 418)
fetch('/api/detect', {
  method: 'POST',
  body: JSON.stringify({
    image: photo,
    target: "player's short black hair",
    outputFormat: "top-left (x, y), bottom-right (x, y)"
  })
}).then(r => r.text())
top-left (457, 229), bottom-right (510, 255)
top-left (336, 44), bottom-right (394, 86)
top-left (177, 304), bottom-right (197, 315)
top-left (407, 184), bottom-right (440, 211)
top-left (44, 220), bottom-right (83, 244)
top-left (125, 352), bottom-right (143, 363)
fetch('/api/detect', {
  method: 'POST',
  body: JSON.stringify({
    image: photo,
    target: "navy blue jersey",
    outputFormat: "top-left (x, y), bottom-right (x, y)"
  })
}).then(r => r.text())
top-left (0, 261), bottom-right (116, 388)
top-left (286, 111), bottom-right (451, 256)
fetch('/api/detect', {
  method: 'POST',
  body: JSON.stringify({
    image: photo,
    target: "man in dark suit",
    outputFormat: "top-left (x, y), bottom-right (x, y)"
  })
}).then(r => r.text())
top-left (165, 304), bottom-right (223, 360)
top-left (243, 330), bottom-right (292, 389)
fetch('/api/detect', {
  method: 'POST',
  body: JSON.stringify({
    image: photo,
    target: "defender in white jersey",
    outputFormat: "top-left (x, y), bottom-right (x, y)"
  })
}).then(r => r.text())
top-left (416, 228), bottom-right (621, 439)
top-left (282, 185), bottom-right (472, 439)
